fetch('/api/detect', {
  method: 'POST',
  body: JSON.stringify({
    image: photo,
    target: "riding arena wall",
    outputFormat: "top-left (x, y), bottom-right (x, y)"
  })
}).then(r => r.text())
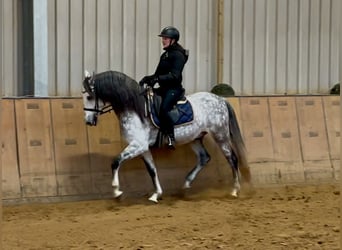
top-left (2, 95), bottom-right (340, 203)
top-left (2, 1), bottom-right (339, 97)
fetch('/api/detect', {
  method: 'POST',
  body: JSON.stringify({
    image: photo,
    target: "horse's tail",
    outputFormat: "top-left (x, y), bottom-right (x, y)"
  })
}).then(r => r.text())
top-left (226, 101), bottom-right (251, 183)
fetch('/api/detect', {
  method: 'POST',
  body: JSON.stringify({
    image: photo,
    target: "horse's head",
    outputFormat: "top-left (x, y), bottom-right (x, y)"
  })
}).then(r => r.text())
top-left (82, 70), bottom-right (103, 126)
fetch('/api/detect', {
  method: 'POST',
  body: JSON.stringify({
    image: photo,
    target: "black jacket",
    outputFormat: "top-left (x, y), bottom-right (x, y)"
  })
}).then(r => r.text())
top-left (154, 43), bottom-right (188, 94)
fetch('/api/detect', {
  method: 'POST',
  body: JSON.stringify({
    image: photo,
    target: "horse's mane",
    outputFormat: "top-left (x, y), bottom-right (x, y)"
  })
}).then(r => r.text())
top-left (93, 71), bottom-right (145, 122)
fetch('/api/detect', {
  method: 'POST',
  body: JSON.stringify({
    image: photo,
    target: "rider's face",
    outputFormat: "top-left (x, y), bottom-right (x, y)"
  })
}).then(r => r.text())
top-left (161, 37), bottom-right (174, 49)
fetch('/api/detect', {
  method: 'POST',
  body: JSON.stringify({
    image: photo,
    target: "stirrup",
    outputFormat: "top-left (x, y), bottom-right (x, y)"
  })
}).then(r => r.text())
top-left (166, 135), bottom-right (175, 150)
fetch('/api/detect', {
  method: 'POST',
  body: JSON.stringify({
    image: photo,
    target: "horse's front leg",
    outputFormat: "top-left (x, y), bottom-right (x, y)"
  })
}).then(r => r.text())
top-left (111, 142), bottom-right (148, 198)
top-left (141, 151), bottom-right (163, 203)
top-left (111, 154), bottom-right (124, 198)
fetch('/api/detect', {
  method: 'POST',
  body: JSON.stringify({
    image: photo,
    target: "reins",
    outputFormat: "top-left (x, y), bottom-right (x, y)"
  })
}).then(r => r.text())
top-left (140, 86), bottom-right (154, 118)
top-left (83, 104), bottom-right (112, 115)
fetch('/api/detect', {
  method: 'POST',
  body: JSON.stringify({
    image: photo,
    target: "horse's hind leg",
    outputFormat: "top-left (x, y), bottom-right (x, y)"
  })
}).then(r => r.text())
top-left (216, 141), bottom-right (241, 197)
top-left (142, 151), bottom-right (163, 203)
top-left (183, 138), bottom-right (211, 189)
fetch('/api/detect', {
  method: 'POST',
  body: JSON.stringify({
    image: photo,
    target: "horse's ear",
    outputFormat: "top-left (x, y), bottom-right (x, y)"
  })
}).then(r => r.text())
top-left (83, 70), bottom-right (94, 95)
top-left (84, 70), bottom-right (91, 79)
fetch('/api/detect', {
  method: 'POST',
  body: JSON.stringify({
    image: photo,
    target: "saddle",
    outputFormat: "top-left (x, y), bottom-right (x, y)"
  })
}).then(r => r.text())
top-left (145, 88), bottom-right (194, 129)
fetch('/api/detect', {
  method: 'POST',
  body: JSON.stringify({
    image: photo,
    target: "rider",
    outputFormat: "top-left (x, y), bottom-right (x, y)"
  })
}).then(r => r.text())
top-left (139, 26), bottom-right (188, 149)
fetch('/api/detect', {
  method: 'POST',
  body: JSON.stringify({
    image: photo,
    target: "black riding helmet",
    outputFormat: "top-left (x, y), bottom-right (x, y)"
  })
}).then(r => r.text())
top-left (158, 26), bottom-right (180, 42)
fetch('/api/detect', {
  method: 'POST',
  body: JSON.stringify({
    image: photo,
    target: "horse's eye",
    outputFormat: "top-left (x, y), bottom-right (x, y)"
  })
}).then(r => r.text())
top-left (87, 95), bottom-right (93, 101)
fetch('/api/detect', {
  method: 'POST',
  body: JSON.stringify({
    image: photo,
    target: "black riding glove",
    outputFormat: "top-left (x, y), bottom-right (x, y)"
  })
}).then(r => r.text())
top-left (147, 76), bottom-right (158, 87)
top-left (139, 75), bottom-right (158, 87)
top-left (139, 75), bottom-right (153, 86)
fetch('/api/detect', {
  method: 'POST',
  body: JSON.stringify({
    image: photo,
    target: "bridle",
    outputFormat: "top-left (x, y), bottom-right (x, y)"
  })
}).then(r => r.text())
top-left (83, 96), bottom-right (113, 115)
top-left (83, 78), bottom-right (113, 116)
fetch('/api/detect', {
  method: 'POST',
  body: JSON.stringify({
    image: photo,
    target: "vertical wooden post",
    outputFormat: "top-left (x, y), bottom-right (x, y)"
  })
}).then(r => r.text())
top-left (216, 0), bottom-right (224, 84)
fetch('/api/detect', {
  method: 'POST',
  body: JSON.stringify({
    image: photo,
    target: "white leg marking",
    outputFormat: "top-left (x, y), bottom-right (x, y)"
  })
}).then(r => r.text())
top-left (230, 176), bottom-right (240, 198)
top-left (148, 192), bottom-right (160, 203)
top-left (142, 151), bottom-right (163, 203)
top-left (113, 186), bottom-right (123, 198)
top-left (231, 189), bottom-right (239, 198)
top-left (112, 168), bottom-right (120, 187)
top-left (112, 169), bottom-right (123, 198)
top-left (183, 180), bottom-right (191, 189)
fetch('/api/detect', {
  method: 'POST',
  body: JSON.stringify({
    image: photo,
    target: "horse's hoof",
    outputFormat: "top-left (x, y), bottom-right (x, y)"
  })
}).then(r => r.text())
top-left (231, 190), bottom-right (239, 198)
top-left (148, 193), bottom-right (160, 203)
top-left (183, 181), bottom-right (191, 189)
top-left (113, 189), bottom-right (123, 198)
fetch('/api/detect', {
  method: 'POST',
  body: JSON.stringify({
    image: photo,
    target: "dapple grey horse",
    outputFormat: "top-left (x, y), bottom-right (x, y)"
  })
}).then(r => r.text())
top-left (82, 70), bottom-right (251, 202)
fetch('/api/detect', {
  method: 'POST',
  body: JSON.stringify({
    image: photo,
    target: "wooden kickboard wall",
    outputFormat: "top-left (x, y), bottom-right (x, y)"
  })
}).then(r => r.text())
top-left (2, 99), bottom-right (21, 198)
top-left (15, 99), bottom-right (57, 197)
top-left (1, 96), bottom-right (340, 201)
top-left (50, 99), bottom-right (92, 195)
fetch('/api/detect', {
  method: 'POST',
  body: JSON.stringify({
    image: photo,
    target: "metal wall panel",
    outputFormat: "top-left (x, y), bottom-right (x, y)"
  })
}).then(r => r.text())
top-left (1, 0), bottom-right (340, 96)
top-left (2, 0), bottom-right (18, 96)
top-left (0, 0), bottom-right (3, 95)
top-left (70, 0), bottom-right (84, 95)
top-left (97, 0), bottom-right (110, 72)
top-left (56, 0), bottom-right (70, 96)
top-left (39, 0), bottom-right (215, 96)
top-left (47, 0), bottom-right (56, 96)
top-left (83, 0), bottom-right (96, 75)
top-left (222, 0), bottom-right (340, 95)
